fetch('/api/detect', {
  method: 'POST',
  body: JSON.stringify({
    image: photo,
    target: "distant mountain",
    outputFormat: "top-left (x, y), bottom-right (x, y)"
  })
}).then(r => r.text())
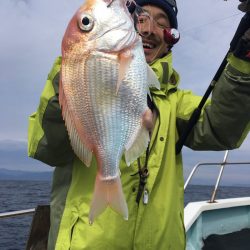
top-left (0, 168), bottom-right (52, 181)
top-left (0, 140), bottom-right (249, 185)
top-left (0, 139), bottom-right (53, 172)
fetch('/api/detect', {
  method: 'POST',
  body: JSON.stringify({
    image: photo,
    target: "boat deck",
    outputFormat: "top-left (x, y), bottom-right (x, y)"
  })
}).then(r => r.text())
top-left (203, 228), bottom-right (250, 250)
top-left (184, 150), bottom-right (250, 250)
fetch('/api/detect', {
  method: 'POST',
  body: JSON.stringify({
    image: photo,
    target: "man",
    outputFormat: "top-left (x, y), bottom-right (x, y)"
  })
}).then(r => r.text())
top-left (28, 0), bottom-right (250, 249)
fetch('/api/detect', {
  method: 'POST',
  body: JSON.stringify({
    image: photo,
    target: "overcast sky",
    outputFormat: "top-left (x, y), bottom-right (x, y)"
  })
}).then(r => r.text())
top-left (0, 0), bottom-right (249, 184)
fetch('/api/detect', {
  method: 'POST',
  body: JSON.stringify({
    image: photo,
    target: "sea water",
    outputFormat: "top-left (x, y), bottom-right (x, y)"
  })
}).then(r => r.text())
top-left (0, 180), bottom-right (250, 250)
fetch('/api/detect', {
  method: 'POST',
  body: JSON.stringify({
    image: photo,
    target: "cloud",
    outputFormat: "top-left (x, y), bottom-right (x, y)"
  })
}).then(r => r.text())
top-left (0, 0), bottom-right (246, 139)
top-left (0, 139), bottom-right (52, 172)
top-left (175, 0), bottom-right (242, 94)
top-left (0, 0), bottom-right (82, 140)
top-left (0, 0), bottom-right (249, 179)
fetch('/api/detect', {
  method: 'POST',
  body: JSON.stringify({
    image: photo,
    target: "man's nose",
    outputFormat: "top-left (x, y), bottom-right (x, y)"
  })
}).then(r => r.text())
top-left (140, 28), bottom-right (151, 37)
top-left (137, 21), bottom-right (153, 37)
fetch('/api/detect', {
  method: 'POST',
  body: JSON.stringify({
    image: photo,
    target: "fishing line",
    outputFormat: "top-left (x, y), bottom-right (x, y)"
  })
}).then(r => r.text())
top-left (180, 12), bottom-right (241, 34)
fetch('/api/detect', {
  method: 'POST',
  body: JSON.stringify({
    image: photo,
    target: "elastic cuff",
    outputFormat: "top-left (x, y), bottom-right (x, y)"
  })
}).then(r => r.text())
top-left (227, 53), bottom-right (250, 75)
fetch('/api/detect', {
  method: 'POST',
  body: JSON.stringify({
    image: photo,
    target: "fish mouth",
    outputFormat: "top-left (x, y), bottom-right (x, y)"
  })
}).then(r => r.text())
top-left (115, 29), bottom-right (139, 51)
top-left (89, 20), bottom-right (128, 41)
top-left (89, 22), bottom-right (139, 52)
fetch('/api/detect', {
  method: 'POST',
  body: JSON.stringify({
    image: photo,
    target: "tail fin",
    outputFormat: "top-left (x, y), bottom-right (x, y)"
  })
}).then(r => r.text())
top-left (89, 174), bottom-right (128, 224)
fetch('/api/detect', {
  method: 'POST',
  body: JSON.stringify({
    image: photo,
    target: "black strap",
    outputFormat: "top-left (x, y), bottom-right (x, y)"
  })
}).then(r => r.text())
top-left (135, 146), bottom-right (150, 204)
top-left (147, 95), bottom-right (155, 111)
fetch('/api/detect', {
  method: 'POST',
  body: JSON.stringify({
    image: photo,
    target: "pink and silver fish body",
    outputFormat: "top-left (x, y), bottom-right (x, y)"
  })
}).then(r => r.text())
top-left (59, 0), bottom-right (160, 224)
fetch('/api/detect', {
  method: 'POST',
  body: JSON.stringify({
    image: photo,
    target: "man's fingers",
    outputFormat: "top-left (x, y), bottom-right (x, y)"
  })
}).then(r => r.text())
top-left (238, 0), bottom-right (250, 12)
top-left (142, 108), bottom-right (154, 131)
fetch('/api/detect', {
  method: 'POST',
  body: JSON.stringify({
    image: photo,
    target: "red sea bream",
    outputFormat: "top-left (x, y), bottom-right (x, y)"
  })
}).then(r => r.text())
top-left (59, 0), bottom-right (160, 224)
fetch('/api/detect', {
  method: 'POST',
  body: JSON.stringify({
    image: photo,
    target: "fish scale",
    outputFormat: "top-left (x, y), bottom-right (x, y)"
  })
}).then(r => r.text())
top-left (85, 51), bottom-right (145, 178)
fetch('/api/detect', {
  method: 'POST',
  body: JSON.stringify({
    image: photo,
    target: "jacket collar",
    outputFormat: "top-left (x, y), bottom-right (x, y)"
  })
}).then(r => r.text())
top-left (149, 52), bottom-right (180, 95)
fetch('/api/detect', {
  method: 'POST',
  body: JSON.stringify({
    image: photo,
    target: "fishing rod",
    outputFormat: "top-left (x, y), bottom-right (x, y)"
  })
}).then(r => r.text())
top-left (175, 0), bottom-right (250, 155)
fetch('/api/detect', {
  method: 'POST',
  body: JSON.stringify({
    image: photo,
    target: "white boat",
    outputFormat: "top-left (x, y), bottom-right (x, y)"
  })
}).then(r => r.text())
top-left (184, 150), bottom-right (250, 250)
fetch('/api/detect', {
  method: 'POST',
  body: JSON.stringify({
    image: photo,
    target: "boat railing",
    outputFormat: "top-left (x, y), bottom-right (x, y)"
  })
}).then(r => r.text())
top-left (0, 208), bottom-right (35, 219)
top-left (184, 150), bottom-right (250, 203)
top-left (0, 205), bottom-right (50, 250)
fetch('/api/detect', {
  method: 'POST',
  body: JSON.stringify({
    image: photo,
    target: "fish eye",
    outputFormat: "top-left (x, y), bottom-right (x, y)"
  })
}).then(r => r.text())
top-left (78, 13), bottom-right (94, 32)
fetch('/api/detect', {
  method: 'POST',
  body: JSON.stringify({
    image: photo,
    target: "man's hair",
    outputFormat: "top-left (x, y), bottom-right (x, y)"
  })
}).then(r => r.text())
top-left (128, 0), bottom-right (178, 29)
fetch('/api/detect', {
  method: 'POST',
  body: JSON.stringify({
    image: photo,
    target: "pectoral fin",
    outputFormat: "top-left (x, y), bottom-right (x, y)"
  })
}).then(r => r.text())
top-left (116, 50), bottom-right (133, 94)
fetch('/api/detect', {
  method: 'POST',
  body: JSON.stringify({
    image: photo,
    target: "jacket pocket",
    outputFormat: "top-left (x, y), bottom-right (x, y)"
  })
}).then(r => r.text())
top-left (55, 209), bottom-right (79, 250)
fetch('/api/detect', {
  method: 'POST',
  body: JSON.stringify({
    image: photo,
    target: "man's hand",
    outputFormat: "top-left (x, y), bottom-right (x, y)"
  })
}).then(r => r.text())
top-left (233, 28), bottom-right (250, 61)
top-left (238, 0), bottom-right (250, 12)
top-left (233, 1), bottom-right (250, 61)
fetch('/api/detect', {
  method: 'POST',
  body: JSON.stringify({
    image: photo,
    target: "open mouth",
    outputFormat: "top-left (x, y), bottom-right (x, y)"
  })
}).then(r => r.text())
top-left (142, 42), bottom-right (156, 50)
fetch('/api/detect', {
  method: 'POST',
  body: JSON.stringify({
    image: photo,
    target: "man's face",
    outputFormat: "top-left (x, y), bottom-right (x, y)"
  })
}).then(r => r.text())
top-left (136, 5), bottom-right (171, 63)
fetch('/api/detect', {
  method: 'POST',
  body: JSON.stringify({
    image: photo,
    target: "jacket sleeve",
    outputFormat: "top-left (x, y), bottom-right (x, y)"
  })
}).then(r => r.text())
top-left (28, 57), bottom-right (74, 166)
top-left (176, 54), bottom-right (250, 150)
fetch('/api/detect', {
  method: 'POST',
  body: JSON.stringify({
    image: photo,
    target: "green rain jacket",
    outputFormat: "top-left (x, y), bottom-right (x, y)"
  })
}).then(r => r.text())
top-left (28, 52), bottom-right (250, 250)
